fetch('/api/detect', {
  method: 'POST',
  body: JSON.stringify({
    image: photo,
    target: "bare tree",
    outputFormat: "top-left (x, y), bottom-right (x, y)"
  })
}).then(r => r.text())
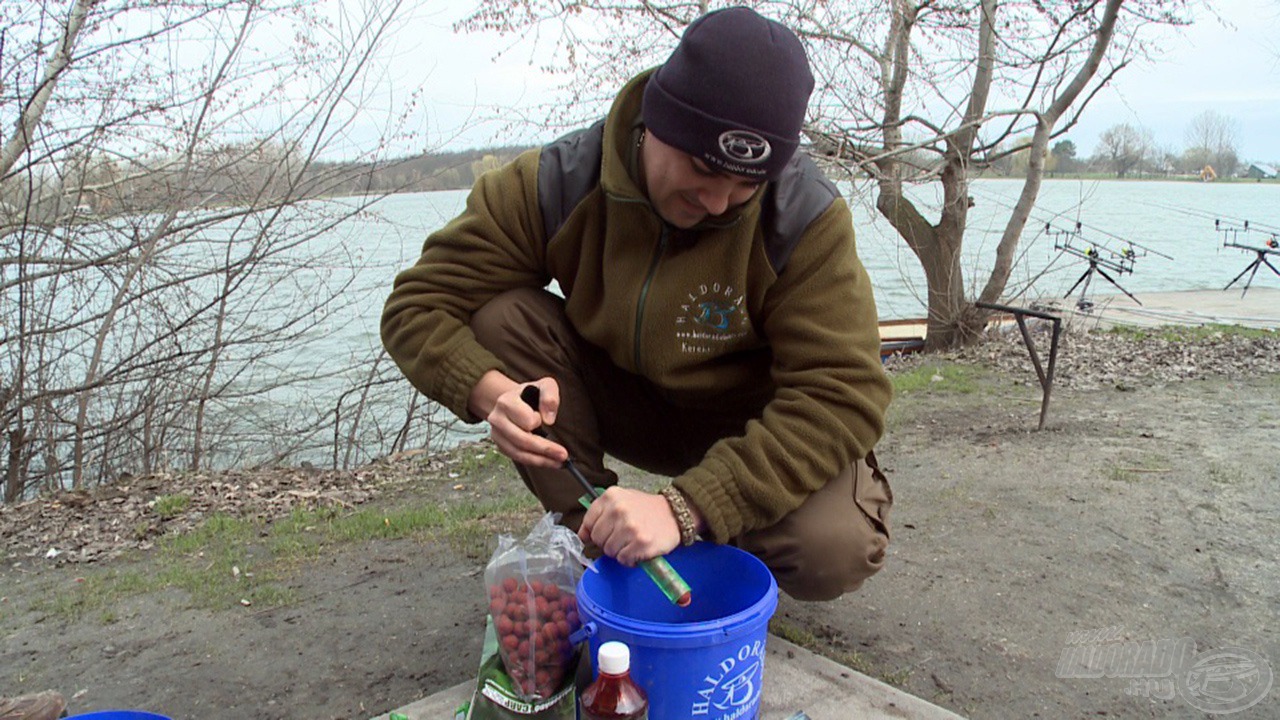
top-left (1094, 123), bottom-right (1155, 178)
top-left (0, 0), bottom-right (439, 501)
top-left (1183, 110), bottom-right (1240, 177)
top-left (457, 0), bottom-right (1194, 348)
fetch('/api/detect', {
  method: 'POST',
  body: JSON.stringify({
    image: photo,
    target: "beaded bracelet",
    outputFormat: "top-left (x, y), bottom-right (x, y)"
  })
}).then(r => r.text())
top-left (660, 485), bottom-right (699, 546)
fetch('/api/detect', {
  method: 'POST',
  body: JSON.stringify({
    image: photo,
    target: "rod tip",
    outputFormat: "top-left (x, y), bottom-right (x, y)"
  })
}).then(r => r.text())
top-left (676, 591), bottom-right (692, 607)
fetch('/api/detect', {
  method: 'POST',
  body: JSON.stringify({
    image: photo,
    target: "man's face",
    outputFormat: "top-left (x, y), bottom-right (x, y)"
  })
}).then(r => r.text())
top-left (640, 132), bottom-right (763, 229)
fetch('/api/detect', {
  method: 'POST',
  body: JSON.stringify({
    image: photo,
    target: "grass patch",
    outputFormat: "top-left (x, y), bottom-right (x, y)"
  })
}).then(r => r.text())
top-left (770, 618), bottom-right (817, 647)
top-left (152, 562), bottom-right (286, 610)
top-left (1105, 323), bottom-right (1275, 342)
top-left (297, 494), bottom-right (536, 544)
top-left (156, 512), bottom-right (286, 610)
top-left (29, 568), bottom-right (157, 623)
top-left (325, 505), bottom-right (451, 542)
top-left (32, 492), bottom-right (544, 623)
top-left (891, 363), bottom-right (986, 395)
top-left (1206, 464), bottom-right (1233, 485)
top-left (151, 493), bottom-right (191, 519)
top-left (439, 495), bottom-right (543, 558)
top-left (163, 512), bottom-right (256, 555)
top-left (450, 445), bottom-right (508, 475)
top-left (1105, 456), bottom-right (1173, 483)
top-left (165, 496), bottom-right (542, 603)
top-left (1205, 461), bottom-right (1253, 486)
top-left (831, 648), bottom-right (912, 686)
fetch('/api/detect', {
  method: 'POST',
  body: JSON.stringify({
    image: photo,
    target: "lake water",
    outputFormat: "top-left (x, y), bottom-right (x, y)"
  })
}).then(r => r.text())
top-left (350, 178), bottom-right (1280, 335)
top-left (859, 178), bottom-right (1280, 317)
top-left (203, 178), bottom-right (1280, 467)
top-left (15, 178), bottom-right (1274, 486)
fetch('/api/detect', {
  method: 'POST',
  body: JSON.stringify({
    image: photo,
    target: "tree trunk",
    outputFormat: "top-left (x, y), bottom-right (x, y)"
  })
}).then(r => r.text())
top-left (72, 218), bottom-right (170, 487)
top-left (873, 0), bottom-right (992, 349)
top-left (979, 0), bottom-right (1123, 307)
top-left (4, 430), bottom-right (23, 503)
top-left (928, 157), bottom-right (981, 348)
top-left (193, 265), bottom-right (236, 471)
top-left (0, 0), bottom-right (95, 178)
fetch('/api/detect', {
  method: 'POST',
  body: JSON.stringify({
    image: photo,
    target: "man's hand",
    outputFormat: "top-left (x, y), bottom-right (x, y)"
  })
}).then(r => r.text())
top-left (580, 487), bottom-right (681, 567)
top-left (471, 372), bottom-right (568, 468)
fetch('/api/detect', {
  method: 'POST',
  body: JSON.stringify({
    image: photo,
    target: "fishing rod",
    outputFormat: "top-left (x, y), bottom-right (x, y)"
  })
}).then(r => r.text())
top-left (1214, 218), bottom-right (1280, 297)
top-left (1043, 219), bottom-right (1147, 309)
top-left (1140, 200), bottom-right (1280, 296)
top-left (1046, 222), bottom-right (1137, 274)
top-left (1139, 199), bottom-right (1280, 253)
top-left (1056, 214), bottom-right (1174, 262)
top-left (1049, 220), bottom-right (1141, 307)
top-left (971, 186), bottom-right (1176, 261)
top-left (894, 188), bottom-right (1067, 306)
top-left (967, 185), bottom-right (1172, 307)
top-left (1142, 201), bottom-right (1280, 236)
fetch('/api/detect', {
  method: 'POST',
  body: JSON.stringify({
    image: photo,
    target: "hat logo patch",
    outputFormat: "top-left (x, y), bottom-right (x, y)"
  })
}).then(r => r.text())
top-left (718, 130), bottom-right (771, 164)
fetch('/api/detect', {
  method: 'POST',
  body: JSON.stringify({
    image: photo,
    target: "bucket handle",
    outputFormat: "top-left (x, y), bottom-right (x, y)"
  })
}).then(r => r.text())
top-left (569, 621), bottom-right (597, 646)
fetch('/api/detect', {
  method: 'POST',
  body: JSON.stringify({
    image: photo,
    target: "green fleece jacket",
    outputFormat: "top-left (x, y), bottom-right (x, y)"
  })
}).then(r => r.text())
top-left (382, 72), bottom-right (892, 542)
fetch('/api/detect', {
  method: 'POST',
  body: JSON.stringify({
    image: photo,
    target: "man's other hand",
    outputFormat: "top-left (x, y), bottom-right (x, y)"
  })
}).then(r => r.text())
top-left (478, 374), bottom-right (568, 468)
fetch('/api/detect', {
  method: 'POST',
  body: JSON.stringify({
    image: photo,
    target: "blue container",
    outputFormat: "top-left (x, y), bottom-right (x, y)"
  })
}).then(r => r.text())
top-left (64, 707), bottom-right (170, 712)
top-left (576, 542), bottom-right (778, 720)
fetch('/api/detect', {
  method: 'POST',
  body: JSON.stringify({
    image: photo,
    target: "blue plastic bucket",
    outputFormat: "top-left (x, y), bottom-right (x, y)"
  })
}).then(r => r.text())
top-left (576, 542), bottom-right (778, 720)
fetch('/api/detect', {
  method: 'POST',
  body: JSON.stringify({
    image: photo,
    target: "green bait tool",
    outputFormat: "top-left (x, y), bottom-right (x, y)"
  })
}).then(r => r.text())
top-left (521, 386), bottom-right (692, 607)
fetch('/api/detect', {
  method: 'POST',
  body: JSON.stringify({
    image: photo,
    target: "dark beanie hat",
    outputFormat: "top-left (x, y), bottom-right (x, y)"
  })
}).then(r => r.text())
top-left (642, 6), bottom-right (814, 181)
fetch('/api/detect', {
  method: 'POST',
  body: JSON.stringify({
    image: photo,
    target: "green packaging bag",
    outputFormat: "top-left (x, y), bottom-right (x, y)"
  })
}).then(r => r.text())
top-left (466, 617), bottom-right (578, 719)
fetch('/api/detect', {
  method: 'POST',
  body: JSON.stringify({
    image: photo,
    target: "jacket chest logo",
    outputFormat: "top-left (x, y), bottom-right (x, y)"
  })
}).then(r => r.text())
top-left (675, 282), bottom-right (749, 355)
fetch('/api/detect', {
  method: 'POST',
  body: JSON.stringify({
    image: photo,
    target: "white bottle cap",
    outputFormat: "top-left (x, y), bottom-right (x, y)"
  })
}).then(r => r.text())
top-left (597, 641), bottom-right (631, 675)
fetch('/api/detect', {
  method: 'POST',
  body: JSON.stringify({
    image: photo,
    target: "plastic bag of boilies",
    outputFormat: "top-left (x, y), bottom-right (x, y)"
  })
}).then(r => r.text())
top-left (466, 513), bottom-right (588, 720)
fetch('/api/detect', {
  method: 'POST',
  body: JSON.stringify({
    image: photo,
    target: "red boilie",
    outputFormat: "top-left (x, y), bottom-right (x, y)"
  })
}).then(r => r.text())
top-left (488, 577), bottom-right (581, 699)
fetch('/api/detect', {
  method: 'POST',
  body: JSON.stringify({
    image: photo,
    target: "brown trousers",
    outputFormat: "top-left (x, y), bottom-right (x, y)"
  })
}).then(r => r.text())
top-left (471, 288), bottom-right (892, 601)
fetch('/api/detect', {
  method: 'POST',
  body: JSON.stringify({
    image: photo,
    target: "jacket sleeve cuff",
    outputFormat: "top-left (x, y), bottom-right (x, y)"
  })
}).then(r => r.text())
top-left (673, 460), bottom-right (750, 543)
top-left (434, 344), bottom-right (503, 423)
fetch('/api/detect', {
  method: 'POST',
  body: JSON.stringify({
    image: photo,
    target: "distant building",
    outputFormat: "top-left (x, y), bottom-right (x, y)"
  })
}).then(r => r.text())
top-left (1244, 163), bottom-right (1277, 179)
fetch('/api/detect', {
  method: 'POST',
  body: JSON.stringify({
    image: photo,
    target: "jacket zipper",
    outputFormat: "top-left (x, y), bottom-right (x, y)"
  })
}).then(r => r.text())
top-left (633, 225), bottom-right (668, 372)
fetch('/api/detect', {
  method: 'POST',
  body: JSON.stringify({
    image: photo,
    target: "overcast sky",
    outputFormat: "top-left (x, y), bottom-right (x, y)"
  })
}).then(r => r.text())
top-left (403, 0), bottom-right (1280, 163)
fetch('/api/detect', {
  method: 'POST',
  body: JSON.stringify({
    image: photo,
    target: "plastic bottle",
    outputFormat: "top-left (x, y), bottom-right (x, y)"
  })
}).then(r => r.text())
top-left (580, 641), bottom-right (649, 720)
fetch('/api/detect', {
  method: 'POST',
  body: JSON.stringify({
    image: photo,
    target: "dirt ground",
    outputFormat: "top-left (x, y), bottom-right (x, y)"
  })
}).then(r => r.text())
top-left (2, 328), bottom-right (1278, 719)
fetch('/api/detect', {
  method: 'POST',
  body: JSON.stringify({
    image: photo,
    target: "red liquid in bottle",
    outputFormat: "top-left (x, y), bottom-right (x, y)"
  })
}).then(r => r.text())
top-left (580, 641), bottom-right (648, 720)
